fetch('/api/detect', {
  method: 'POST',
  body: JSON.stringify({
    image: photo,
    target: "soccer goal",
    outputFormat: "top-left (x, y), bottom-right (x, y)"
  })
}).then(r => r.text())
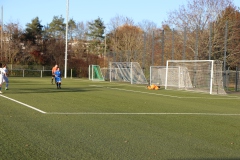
top-left (164, 60), bottom-right (226, 94)
top-left (109, 62), bottom-right (148, 84)
top-left (89, 65), bottom-right (105, 81)
top-left (150, 66), bottom-right (193, 88)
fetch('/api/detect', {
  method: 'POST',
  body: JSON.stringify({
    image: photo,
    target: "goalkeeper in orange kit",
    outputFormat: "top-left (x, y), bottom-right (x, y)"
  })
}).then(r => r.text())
top-left (147, 84), bottom-right (160, 90)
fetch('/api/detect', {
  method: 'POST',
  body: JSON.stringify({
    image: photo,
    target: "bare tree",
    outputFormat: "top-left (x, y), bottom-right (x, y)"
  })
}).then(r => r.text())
top-left (212, 6), bottom-right (240, 67)
top-left (108, 15), bottom-right (135, 32)
top-left (108, 23), bottom-right (144, 62)
top-left (165, 0), bottom-right (233, 30)
top-left (138, 20), bottom-right (158, 33)
top-left (70, 21), bottom-right (89, 59)
top-left (163, 0), bottom-right (235, 62)
top-left (3, 22), bottom-right (23, 64)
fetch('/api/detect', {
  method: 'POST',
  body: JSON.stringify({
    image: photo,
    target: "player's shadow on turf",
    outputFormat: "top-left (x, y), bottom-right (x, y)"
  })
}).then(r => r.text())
top-left (8, 86), bottom-right (102, 94)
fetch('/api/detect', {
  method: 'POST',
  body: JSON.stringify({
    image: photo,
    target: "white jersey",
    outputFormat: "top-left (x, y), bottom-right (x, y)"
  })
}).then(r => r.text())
top-left (0, 68), bottom-right (4, 75)
top-left (0, 68), bottom-right (4, 84)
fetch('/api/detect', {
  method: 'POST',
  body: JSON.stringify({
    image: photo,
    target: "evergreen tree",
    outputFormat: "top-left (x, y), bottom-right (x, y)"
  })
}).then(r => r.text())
top-left (25, 17), bottom-right (43, 43)
top-left (48, 15), bottom-right (66, 39)
top-left (68, 18), bottom-right (77, 40)
top-left (87, 17), bottom-right (106, 55)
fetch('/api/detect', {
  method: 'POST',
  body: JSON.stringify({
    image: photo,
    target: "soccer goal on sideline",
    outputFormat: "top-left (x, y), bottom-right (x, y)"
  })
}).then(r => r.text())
top-left (89, 65), bottom-right (105, 81)
top-left (150, 60), bottom-right (226, 94)
top-left (109, 62), bottom-right (148, 84)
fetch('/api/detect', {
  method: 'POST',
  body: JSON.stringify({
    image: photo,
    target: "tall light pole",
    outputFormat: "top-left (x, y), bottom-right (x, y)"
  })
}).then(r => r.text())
top-left (64, 0), bottom-right (69, 78)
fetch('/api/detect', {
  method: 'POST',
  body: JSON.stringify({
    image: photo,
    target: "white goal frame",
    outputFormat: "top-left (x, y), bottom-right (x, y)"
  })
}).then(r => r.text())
top-left (165, 60), bottom-right (226, 94)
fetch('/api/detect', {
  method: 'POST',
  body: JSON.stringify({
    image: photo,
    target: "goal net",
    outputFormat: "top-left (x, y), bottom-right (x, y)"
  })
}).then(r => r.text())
top-left (109, 62), bottom-right (148, 84)
top-left (100, 67), bottom-right (110, 81)
top-left (89, 65), bottom-right (105, 81)
top-left (150, 66), bottom-right (192, 88)
top-left (164, 60), bottom-right (226, 94)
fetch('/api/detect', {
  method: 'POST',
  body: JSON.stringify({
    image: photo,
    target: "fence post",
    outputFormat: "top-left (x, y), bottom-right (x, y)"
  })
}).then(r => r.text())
top-left (134, 51), bottom-right (137, 61)
top-left (183, 27), bottom-right (186, 60)
top-left (142, 32), bottom-right (146, 72)
top-left (113, 52), bottom-right (116, 62)
top-left (161, 30), bottom-right (165, 66)
top-left (109, 62), bottom-right (112, 82)
top-left (223, 21), bottom-right (228, 89)
top-left (195, 25), bottom-right (199, 60)
top-left (172, 28), bottom-right (175, 60)
top-left (209, 23), bottom-right (212, 60)
top-left (235, 66), bottom-right (238, 92)
top-left (152, 31), bottom-right (154, 65)
top-left (226, 67), bottom-right (230, 92)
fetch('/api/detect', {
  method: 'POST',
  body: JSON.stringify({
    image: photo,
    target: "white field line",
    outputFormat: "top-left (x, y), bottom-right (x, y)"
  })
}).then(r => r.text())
top-left (1, 83), bottom-right (239, 115)
top-left (90, 85), bottom-right (240, 100)
top-left (75, 79), bottom-right (237, 96)
top-left (46, 112), bottom-right (240, 116)
top-left (77, 78), bottom-right (240, 98)
top-left (0, 94), bottom-right (46, 114)
top-left (74, 78), bottom-right (145, 88)
top-left (1, 93), bottom-right (239, 116)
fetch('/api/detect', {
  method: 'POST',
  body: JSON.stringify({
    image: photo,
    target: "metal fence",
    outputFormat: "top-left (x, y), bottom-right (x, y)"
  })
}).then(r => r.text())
top-left (225, 69), bottom-right (240, 92)
top-left (9, 69), bottom-right (52, 77)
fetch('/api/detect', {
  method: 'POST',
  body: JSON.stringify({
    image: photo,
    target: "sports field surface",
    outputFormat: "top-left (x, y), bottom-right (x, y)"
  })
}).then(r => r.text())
top-left (1, 77), bottom-right (240, 159)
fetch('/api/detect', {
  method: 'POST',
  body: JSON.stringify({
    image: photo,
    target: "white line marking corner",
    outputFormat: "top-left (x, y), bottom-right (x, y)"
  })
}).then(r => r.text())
top-left (0, 94), bottom-right (46, 114)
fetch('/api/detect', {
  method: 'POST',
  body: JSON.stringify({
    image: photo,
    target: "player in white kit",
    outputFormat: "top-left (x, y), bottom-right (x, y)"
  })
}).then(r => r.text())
top-left (2, 64), bottom-right (9, 90)
top-left (0, 63), bottom-right (4, 94)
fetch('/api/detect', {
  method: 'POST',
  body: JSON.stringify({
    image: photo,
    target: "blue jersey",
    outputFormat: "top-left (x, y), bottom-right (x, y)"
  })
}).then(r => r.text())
top-left (54, 70), bottom-right (61, 82)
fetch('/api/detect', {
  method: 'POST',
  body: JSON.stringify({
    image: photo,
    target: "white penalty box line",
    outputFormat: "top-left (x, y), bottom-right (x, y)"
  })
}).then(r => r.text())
top-left (46, 112), bottom-right (240, 116)
top-left (1, 93), bottom-right (240, 116)
top-left (90, 85), bottom-right (240, 100)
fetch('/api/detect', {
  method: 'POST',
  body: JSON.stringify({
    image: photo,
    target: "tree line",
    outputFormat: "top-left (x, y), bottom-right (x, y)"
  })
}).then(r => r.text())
top-left (0, 0), bottom-right (240, 77)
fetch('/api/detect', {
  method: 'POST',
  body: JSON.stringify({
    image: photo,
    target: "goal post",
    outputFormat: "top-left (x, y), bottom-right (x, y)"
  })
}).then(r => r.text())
top-left (109, 62), bottom-right (148, 84)
top-left (164, 60), bottom-right (226, 94)
top-left (89, 65), bottom-right (105, 81)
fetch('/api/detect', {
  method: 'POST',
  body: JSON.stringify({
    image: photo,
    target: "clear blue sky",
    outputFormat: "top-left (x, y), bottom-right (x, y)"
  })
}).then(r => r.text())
top-left (1, 0), bottom-right (240, 29)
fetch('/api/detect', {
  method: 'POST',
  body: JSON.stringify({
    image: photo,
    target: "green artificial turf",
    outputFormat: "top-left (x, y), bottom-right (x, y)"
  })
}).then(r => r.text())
top-left (1, 77), bottom-right (240, 159)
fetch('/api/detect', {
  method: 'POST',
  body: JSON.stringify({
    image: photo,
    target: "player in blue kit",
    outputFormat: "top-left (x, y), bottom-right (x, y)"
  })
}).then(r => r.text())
top-left (54, 67), bottom-right (62, 89)
top-left (0, 63), bottom-right (3, 93)
top-left (2, 64), bottom-right (9, 90)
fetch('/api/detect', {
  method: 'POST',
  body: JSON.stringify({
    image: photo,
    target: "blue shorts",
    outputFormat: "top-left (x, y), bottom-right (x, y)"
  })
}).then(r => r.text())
top-left (55, 77), bottom-right (61, 83)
